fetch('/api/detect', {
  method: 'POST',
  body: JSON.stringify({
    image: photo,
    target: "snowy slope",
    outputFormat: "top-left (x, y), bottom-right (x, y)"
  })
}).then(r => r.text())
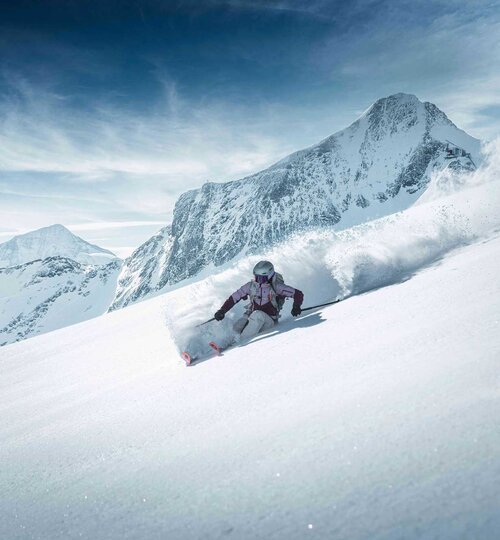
top-left (1, 233), bottom-right (499, 539)
top-left (1, 143), bottom-right (499, 538)
top-left (112, 93), bottom-right (480, 310)
top-left (0, 224), bottom-right (119, 267)
top-left (0, 257), bottom-right (121, 346)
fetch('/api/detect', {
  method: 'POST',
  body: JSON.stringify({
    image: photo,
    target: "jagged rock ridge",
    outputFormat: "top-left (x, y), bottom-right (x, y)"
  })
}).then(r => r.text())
top-left (111, 226), bottom-right (173, 310)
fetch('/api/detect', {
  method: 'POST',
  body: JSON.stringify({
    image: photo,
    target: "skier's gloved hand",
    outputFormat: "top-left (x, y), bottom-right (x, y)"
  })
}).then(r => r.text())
top-left (214, 310), bottom-right (225, 321)
top-left (291, 305), bottom-right (302, 317)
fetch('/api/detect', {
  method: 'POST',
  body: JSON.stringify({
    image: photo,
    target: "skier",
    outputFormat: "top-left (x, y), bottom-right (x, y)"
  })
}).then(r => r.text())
top-left (214, 260), bottom-right (304, 340)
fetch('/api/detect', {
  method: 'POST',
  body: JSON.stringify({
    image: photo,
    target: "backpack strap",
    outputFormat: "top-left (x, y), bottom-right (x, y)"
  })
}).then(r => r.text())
top-left (269, 280), bottom-right (278, 307)
top-left (269, 274), bottom-right (285, 317)
top-left (245, 281), bottom-right (258, 314)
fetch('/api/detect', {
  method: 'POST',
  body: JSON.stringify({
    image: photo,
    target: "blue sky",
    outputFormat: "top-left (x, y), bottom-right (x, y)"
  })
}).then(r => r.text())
top-left (1, 0), bottom-right (499, 256)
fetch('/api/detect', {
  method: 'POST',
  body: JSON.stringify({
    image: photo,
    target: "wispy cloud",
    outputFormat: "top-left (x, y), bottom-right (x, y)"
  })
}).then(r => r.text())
top-left (433, 76), bottom-right (500, 141)
top-left (0, 69), bottom-right (290, 181)
top-left (0, 63), bottom-right (305, 249)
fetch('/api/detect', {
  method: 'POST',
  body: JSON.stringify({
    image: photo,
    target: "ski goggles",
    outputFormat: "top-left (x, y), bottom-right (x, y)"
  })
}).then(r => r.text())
top-left (254, 272), bottom-right (273, 284)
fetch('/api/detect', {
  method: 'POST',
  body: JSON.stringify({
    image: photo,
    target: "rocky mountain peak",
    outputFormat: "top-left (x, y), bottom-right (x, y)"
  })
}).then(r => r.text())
top-left (110, 93), bottom-right (480, 309)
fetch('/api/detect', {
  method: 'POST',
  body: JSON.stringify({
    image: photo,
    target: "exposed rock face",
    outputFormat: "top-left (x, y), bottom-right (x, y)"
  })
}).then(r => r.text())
top-left (112, 93), bottom-right (480, 309)
top-left (110, 226), bottom-right (173, 311)
top-left (0, 257), bottom-right (121, 346)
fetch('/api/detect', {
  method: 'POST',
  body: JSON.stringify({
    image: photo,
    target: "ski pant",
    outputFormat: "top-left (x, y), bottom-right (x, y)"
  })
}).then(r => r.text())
top-left (233, 310), bottom-right (275, 340)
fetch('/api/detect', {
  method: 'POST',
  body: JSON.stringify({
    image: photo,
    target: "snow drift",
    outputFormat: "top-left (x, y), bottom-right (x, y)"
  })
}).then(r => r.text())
top-left (165, 139), bottom-right (500, 359)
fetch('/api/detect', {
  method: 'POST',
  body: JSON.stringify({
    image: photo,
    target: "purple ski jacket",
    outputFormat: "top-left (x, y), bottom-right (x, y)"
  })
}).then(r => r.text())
top-left (219, 280), bottom-right (304, 319)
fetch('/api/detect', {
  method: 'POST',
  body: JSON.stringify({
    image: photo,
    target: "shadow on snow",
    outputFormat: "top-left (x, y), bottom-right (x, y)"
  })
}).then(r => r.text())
top-left (187, 312), bottom-right (327, 367)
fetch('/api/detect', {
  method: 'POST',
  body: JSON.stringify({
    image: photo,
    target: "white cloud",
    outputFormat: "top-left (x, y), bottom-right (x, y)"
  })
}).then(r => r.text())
top-left (431, 76), bottom-right (500, 140)
top-left (68, 220), bottom-right (167, 231)
top-left (106, 246), bottom-right (136, 259)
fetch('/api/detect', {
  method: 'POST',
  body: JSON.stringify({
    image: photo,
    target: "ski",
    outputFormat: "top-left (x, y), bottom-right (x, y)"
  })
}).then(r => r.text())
top-left (181, 351), bottom-right (195, 366)
top-left (181, 342), bottom-right (222, 366)
top-left (208, 341), bottom-right (222, 356)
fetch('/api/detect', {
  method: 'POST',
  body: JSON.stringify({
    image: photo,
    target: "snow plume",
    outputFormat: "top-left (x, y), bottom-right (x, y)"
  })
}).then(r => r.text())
top-left (329, 209), bottom-right (469, 298)
top-left (420, 137), bottom-right (500, 203)
top-left (165, 142), bottom-right (500, 358)
top-left (328, 138), bottom-right (500, 298)
top-left (472, 137), bottom-right (500, 186)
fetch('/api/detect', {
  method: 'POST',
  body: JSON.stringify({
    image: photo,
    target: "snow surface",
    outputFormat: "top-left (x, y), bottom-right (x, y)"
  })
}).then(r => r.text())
top-left (1, 233), bottom-right (499, 539)
top-left (0, 143), bottom-right (499, 538)
top-left (0, 224), bottom-right (119, 268)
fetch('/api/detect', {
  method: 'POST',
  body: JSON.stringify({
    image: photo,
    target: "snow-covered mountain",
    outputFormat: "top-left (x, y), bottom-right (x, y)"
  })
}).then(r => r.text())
top-left (112, 93), bottom-right (480, 310)
top-left (0, 224), bottom-right (122, 345)
top-left (0, 256), bottom-right (121, 346)
top-left (0, 224), bottom-right (119, 268)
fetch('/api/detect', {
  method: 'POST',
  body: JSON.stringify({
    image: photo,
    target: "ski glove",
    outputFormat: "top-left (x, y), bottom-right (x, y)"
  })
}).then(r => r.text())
top-left (214, 310), bottom-right (225, 321)
top-left (291, 305), bottom-right (302, 317)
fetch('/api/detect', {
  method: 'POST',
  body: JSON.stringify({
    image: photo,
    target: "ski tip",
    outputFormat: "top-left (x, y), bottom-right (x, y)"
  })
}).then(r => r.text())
top-left (181, 351), bottom-right (192, 365)
top-left (208, 341), bottom-right (222, 356)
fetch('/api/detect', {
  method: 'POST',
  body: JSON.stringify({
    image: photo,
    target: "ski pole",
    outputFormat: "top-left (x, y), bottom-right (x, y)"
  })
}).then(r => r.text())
top-left (196, 317), bottom-right (216, 327)
top-left (301, 299), bottom-right (341, 312)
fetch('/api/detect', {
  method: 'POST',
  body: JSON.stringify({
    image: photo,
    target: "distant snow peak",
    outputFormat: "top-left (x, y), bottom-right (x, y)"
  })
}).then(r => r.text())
top-left (112, 93), bottom-right (481, 310)
top-left (0, 224), bottom-right (119, 268)
top-left (0, 225), bottom-right (123, 345)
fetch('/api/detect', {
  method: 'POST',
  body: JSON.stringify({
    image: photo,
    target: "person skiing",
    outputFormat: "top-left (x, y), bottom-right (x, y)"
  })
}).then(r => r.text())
top-left (214, 260), bottom-right (304, 340)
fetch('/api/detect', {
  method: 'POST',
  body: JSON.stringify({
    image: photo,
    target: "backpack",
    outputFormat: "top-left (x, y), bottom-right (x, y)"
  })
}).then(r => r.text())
top-left (248, 272), bottom-right (285, 319)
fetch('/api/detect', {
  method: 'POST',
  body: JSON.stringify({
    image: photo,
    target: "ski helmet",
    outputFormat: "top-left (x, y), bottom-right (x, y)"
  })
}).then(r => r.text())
top-left (253, 260), bottom-right (275, 283)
